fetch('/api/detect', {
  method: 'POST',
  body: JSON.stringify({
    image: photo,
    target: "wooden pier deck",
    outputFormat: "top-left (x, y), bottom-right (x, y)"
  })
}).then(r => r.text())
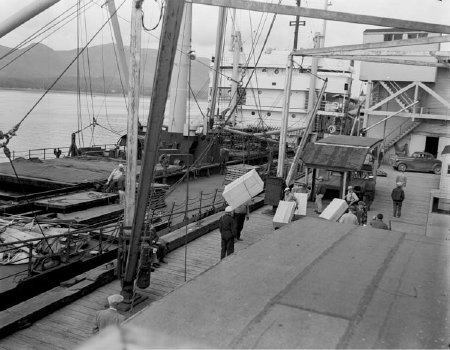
top-left (0, 166), bottom-right (441, 349)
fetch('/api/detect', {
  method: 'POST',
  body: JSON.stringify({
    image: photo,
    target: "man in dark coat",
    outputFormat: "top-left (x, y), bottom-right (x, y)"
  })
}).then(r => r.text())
top-left (370, 213), bottom-right (389, 230)
top-left (220, 206), bottom-right (236, 259)
top-left (391, 182), bottom-right (405, 218)
top-left (363, 175), bottom-right (376, 211)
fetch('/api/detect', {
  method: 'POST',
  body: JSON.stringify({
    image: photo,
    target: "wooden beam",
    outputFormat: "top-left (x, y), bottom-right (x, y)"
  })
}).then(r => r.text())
top-left (312, 50), bottom-right (444, 57)
top-left (368, 81), bottom-right (416, 112)
top-left (293, 35), bottom-right (450, 56)
top-left (190, 0), bottom-right (450, 34)
top-left (417, 82), bottom-right (450, 109)
top-left (122, 0), bottom-right (186, 300)
top-left (364, 110), bottom-right (449, 121)
top-left (314, 55), bottom-right (449, 68)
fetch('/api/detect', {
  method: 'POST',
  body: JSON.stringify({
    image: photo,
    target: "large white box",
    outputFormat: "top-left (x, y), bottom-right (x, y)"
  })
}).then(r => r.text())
top-left (273, 201), bottom-right (296, 228)
top-left (319, 198), bottom-right (348, 221)
top-left (222, 169), bottom-right (264, 209)
top-left (294, 193), bottom-right (308, 216)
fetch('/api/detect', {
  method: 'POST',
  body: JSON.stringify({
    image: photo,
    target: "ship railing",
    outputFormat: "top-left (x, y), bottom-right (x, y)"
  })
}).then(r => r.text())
top-left (0, 219), bottom-right (121, 280)
top-left (150, 188), bottom-right (226, 236)
top-left (0, 144), bottom-right (118, 162)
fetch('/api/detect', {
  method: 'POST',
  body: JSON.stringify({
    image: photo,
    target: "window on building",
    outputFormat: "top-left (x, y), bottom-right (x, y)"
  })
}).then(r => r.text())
top-left (383, 34), bottom-right (393, 41)
top-left (272, 82), bottom-right (276, 86)
top-left (447, 165), bottom-right (450, 175)
top-left (408, 33), bottom-right (418, 39)
top-left (393, 33), bottom-right (403, 40)
top-left (418, 33), bottom-right (428, 38)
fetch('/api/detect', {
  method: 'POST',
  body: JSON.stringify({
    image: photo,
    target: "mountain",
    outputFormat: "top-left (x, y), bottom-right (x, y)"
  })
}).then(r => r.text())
top-left (0, 43), bottom-right (210, 98)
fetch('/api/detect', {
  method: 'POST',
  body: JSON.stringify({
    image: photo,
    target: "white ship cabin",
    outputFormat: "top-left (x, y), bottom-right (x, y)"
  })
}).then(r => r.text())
top-left (216, 50), bottom-right (353, 133)
top-left (360, 28), bottom-right (450, 163)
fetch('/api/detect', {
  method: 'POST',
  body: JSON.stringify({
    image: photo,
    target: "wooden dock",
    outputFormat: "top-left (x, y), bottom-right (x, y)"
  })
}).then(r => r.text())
top-left (0, 166), bottom-right (441, 350)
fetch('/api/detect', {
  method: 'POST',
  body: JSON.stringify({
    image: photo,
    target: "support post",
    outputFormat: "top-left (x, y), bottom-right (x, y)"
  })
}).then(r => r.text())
top-left (285, 80), bottom-right (327, 186)
top-left (277, 55), bottom-right (294, 178)
top-left (342, 171), bottom-right (347, 200)
top-left (121, 0), bottom-right (185, 302)
top-left (124, 0), bottom-right (143, 229)
top-left (363, 81), bottom-right (372, 129)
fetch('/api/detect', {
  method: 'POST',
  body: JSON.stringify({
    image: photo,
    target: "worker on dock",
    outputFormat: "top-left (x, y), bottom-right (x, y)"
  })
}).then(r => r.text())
top-left (391, 182), bottom-right (405, 218)
top-left (339, 207), bottom-right (359, 225)
top-left (356, 201), bottom-right (368, 226)
top-left (345, 186), bottom-right (359, 207)
top-left (219, 206), bottom-right (236, 259)
top-left (363, 175), bottom-right (376, 211)
top-left (105, 164), bottom-right (124, 192)
top-left (284, 187), bottom-right (299, 209)
top-left (93, 294), bottom-right (125, 333)
top-left (370, 213), bottom-right (389, 230)
top-left (314, 176), bottom-right (325, 214)
top-left (396, 169), bottom-right (407, 188)
top-left (234, 202), bottom-right (249, 242)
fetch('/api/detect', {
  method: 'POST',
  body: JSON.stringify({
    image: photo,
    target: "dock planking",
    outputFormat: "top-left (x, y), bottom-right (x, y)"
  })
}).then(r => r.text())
top-left (0, 167), bottom-right (440, 350)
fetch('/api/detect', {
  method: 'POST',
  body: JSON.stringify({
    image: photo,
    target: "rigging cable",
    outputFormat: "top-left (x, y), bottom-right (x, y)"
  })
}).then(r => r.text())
top-left (0, 1), bottom-right (96, 72)
top-left (2, 0), bottom-right (127, 144)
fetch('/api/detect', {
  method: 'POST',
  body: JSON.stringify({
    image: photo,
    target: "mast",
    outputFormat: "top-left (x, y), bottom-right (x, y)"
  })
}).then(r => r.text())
top-left (230, 9), bottom-right (242, 126)
top-left (121, 0), bottom-right (185, 301)
top-left (106, 0), bottom-right (129, 89)
top-left (124, 0), bottom-right (143, 228)
top-left (205, 6), bottom-right (227, 134)
top-left (276, 55), bottom-right (294, 178)
top-left (306, 0), bottom-right (328, 113)
top-left (167, 3), bottom-right (192, 134)
top-left (0, 0), bottom-right (62, 39)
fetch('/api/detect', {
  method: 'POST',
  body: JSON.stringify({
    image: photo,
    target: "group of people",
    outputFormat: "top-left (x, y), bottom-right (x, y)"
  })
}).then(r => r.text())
top-left (219, 203), bottom-right (249, 259)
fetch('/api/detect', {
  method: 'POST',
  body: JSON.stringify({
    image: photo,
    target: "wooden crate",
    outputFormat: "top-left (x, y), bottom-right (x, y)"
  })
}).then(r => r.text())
top-left (273, 201), bottom-right (296, 228)
top-left (319, 198), bottom-right (348, 221)
top-left (222, 169), bottom-right (264, 209)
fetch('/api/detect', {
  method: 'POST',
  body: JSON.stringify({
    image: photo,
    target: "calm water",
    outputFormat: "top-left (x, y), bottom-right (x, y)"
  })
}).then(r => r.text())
top-left (0, 89), bottom-right (206, 162)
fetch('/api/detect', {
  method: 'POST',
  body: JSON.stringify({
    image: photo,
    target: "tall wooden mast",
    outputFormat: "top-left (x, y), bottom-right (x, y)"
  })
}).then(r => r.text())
top-left (121, 0), bottom-right (185, 301)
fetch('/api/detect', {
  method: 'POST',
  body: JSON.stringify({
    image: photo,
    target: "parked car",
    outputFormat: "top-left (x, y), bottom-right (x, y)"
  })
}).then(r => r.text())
top-left (390, 151), bottom-right (442, 174)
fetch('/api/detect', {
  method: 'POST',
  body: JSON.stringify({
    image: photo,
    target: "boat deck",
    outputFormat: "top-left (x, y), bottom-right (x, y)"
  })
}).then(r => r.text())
top-left (0, 167), bottom-right (443, 349)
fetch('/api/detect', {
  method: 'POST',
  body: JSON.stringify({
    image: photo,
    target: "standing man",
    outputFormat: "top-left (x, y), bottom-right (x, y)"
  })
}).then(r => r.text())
top-left (314, 176), bottom-right (325, 214)
top-left (93, 294), bottom-right (125, 333)
top-left (220, 206), bottom-right (236, 259)
top-left (234, 202), bottom-right (249, 241)
top-left (396, 169), bottom-right (407, 188)
top-left (370, 213), bottom-right (389, 230)
top-left (356, 201), bottom-right (368, 226)
top-left (363, 175), bottom-right (376, 211)
top-left (391, 182), bottom-right (405, 218)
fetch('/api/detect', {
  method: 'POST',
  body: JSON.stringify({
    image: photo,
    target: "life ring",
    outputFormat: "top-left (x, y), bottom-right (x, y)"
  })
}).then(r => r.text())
top-left (328, 125), bottom-right (337, 134)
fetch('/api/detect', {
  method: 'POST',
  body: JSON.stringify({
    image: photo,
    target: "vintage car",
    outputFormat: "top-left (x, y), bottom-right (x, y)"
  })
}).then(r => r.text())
top-left (390, 151), bottom-right (442, 174)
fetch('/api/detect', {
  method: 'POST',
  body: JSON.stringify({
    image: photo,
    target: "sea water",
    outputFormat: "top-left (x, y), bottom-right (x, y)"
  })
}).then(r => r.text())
top-left (0, 89), bottom-right (206, 162)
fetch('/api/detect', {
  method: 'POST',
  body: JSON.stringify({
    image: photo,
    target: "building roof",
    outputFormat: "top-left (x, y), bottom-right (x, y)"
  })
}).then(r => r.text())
top-left (316, 135), bottom-right (382, 148)
top-left (442, 145), bottom-right (450, 155)
top-left (301, 143), bottom-right (371, 172)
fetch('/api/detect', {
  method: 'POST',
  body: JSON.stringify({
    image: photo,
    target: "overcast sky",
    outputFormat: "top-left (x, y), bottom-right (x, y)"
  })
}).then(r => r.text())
top-left (0, 0), bottom-right (449, 58)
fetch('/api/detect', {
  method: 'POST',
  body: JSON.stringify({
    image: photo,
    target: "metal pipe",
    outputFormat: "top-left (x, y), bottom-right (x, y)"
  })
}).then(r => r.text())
top-left (0, 0), bottom-right (62, 39)
top-left (364, 101), bottom-right (418, 131)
